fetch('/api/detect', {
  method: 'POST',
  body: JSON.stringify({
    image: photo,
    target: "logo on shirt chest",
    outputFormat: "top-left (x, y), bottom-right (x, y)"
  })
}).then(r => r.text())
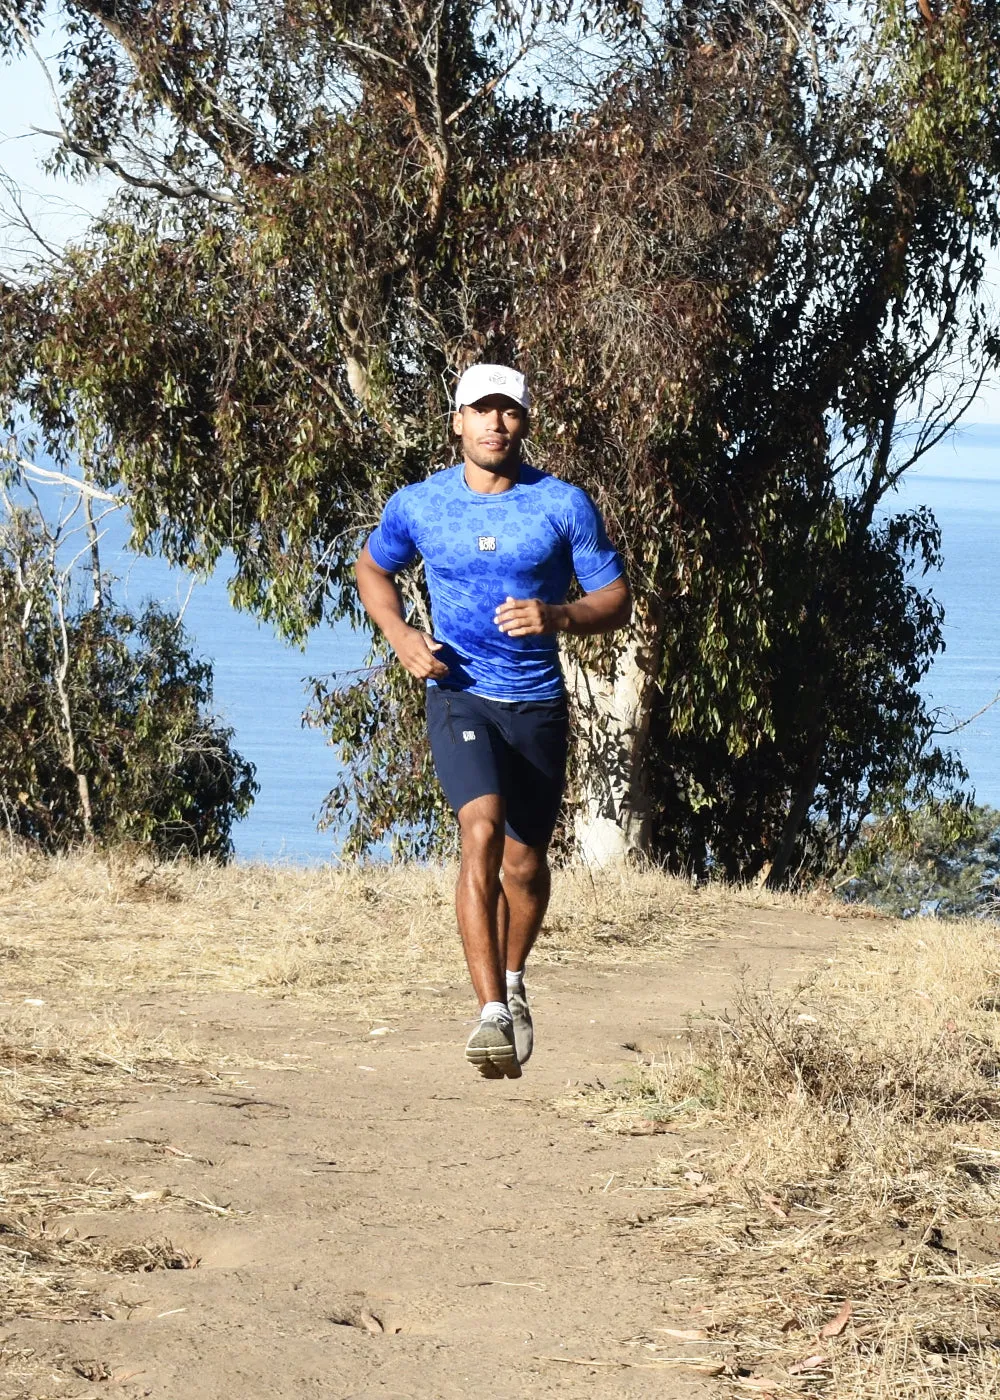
top-left (478, 536), bottom-right (497, 552)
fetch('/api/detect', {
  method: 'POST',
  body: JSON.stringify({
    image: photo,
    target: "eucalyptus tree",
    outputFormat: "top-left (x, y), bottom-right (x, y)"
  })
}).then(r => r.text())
top-left (668, 0), bottom-right (1000, 883)
top-left (1, 0), bottom-right (998, 877)
top-left (0, 476), bottom-right (257, 856)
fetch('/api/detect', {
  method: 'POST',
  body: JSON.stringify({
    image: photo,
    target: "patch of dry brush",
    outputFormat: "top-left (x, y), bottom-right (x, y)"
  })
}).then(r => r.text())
top-left (0, 1012), bottom-right (222, 1345)
top-left (0, 849), bottom-right (769, 1017)
top-left (590, 918), bottom-right (1000, 1397)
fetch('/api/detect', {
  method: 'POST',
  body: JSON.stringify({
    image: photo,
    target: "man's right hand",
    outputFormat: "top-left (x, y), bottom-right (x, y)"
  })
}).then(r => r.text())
top-left (389, 625), bottom-right (449, 680)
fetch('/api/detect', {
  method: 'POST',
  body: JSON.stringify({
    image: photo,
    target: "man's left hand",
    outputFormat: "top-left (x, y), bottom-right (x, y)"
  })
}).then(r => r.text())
top-left (494, 595), bottom-right (565, 637)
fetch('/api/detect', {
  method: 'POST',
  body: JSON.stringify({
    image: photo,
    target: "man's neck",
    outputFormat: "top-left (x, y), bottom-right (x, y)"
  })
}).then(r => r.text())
top-left (462, 457), bottom-right (521, 495)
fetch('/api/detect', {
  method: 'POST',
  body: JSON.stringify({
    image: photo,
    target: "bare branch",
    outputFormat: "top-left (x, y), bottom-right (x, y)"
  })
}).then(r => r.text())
top-left (881, 363), bottom-right (990, 493)
top-left (274, 336), bottom-right (359, 432)
top-left (0, 168), bottom-right (66, 264)
top-left (445, 30), bottom-right (538, 128)
top-left (935, 690), bottom-right (1000, 737)
top-left (31, 128), bottom-right (244, 208)
top-left (1, 447), bottom-right (123, 503)
top-left (3, 5), bottom-right (67, 132)
top-left (335, 37), bottom-right (407, 72)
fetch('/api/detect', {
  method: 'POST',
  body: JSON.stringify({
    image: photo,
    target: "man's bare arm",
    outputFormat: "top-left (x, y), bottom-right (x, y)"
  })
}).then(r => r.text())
top-left (494, 576), bottom-right (631, 639)
top-left (355, 544), bottom-right (449, 680)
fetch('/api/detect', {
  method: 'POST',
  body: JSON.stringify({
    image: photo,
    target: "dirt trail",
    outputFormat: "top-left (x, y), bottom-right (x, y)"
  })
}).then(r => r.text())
top-left (11, 907), bottom-right (844, 1400)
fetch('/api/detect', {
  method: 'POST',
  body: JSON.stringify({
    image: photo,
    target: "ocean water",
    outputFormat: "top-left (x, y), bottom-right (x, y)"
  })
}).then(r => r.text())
top-left (887, 427), bottom-right (1000, 810)
top-left (106, 546), bottom-right (369, 864)
top-left (18, 425), bottom-right (1000, 861)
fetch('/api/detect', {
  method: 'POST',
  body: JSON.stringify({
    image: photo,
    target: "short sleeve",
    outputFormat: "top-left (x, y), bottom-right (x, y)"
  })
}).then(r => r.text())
top-left (567, 488), bottom-right (624, 592)
top-left (367, 489), bottom-right (418, 572)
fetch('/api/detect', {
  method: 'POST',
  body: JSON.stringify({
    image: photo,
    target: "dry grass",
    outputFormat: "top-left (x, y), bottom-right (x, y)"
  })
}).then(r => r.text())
top-left (0, 1006), bottom-right (236, 1333)
top-left (0, 849), bottom-right (815, 1019)
top-left (581, 916), bottom-right (1000, 1397)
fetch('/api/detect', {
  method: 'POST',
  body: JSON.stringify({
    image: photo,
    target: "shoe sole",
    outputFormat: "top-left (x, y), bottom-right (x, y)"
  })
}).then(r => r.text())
top-left (466, 1044), bottom-right (522, 1079)
top-left (511, 1017), bottom-right (533, 1066)
top-left (509, 997), bottom-right (533, 1066)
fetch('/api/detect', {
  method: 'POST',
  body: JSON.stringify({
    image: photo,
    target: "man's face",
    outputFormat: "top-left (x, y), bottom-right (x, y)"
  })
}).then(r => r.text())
top-left (452, 394), bottom-right (527, 470)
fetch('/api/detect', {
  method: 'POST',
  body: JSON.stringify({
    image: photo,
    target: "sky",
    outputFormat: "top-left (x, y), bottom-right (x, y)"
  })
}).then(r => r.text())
top-left (0, 24), bottom-right (111, 267)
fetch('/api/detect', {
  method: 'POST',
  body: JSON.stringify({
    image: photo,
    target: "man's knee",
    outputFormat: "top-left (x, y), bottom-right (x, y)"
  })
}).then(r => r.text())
top-left (458, 806), bottom-right (505, 862)
top-left (502, 841), bottom-right (549, 889)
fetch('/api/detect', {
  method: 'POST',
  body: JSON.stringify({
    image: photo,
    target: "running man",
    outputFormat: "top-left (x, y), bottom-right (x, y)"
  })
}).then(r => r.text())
top-left (355, 364), bottom-right (631, 1079)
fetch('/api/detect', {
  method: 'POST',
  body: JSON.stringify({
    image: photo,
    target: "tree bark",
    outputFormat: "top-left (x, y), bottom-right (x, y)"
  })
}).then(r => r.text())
top-left (567, 611), bottom-right (664, 865)
top-left (84, 490), bottom-right (103, 612)
top-left (52, 599), bottom-right (94, 840)
top-left (766, 726), bottom-right (826, 888)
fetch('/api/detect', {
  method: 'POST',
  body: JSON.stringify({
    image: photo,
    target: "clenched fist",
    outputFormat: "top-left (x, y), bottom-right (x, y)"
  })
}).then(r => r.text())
top-left (494, 595), bottom-right (566, 638)
top-left (389, 624), bottom-right (449, 679)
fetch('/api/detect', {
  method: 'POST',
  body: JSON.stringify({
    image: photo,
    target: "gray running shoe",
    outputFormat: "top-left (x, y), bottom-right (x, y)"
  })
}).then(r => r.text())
top-left (465, 1016), bottom-right (521, 1079)
top-left (508, 987), bottom-right (533, 1066)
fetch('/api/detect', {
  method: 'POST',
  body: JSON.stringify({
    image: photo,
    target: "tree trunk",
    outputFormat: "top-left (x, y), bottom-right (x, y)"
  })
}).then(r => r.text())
top-left (51, 554), bottom-right (94, 841)
top-left (766, 728), bottom-right (826, 888)
top-left (84, 490), bottom-right (103, 612)
top-left (567, 614), bottom-right (664, 865)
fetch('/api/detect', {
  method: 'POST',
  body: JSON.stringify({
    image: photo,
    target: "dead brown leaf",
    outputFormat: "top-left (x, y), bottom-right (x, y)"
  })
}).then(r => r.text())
top-left (657, 1327), bottom-right (710, 1341)
top-left (819, 1300), bottom-right (853, 1339)
top-left (789, 1352), bottom-right (828, 1374)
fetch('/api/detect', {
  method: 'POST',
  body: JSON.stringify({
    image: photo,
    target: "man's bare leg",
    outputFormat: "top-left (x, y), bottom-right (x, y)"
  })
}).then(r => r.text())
top-left (456, 797), bottom-right (526, 1077)
top-left (497, 835), bottom-right (550, 1066)
top-left (499, 835), bottom-right (551, 972)
top-left (457, 795), bottom-right (521, 1077)
top-left (455, 794), bottom-right (507, 1006)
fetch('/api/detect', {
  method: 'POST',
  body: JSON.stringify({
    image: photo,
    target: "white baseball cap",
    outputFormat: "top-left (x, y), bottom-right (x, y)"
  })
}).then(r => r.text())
top-left (454, 363), bottom-right (530, 411)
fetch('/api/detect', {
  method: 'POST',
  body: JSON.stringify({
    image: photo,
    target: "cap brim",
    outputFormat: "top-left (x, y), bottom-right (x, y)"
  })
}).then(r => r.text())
top-left (458, 393), bottom-right (527, 410)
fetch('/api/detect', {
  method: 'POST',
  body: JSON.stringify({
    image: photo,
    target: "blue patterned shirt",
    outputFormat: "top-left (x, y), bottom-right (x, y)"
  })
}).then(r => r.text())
top-left (367, 464), bottom-right (623, 699)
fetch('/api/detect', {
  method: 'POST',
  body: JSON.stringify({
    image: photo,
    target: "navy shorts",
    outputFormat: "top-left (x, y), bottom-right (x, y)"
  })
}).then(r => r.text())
top-left (426, 687), bottom-right (570, 848)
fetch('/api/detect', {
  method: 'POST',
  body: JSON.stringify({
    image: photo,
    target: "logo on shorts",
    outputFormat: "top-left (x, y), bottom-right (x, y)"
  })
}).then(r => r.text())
top-left (478, 536), bottom-right (496, 552)
top-left (462, 730), bottom-right (476, 742)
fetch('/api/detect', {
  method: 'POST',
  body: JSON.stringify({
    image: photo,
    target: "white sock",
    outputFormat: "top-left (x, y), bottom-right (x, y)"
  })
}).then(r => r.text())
top-left (506, 970), bottom-right (525, 994)
top-left (481, 999), bottom-right (511, 1024)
